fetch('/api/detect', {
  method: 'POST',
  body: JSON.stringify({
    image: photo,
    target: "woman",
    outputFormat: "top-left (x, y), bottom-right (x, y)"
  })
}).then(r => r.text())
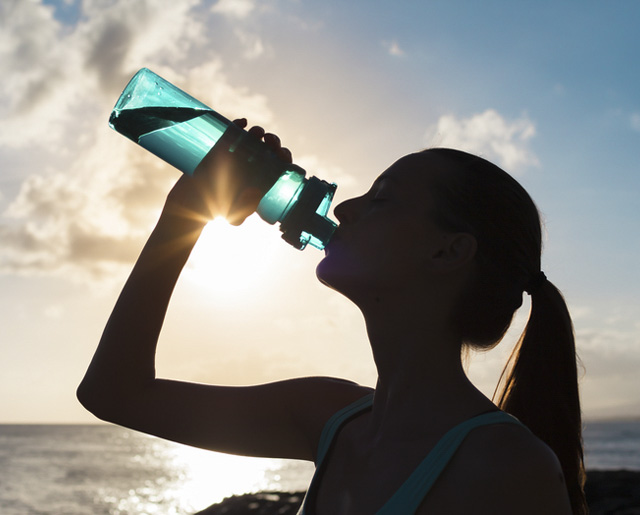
top-left (78, 120), bottom-right (587, 514)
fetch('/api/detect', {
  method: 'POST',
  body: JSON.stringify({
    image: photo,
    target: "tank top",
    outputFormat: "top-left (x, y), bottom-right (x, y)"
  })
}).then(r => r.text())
top-left (297, 393), bottom-right (525, 514)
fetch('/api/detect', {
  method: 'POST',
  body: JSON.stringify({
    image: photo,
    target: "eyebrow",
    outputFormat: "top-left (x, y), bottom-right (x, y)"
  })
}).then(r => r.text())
top-left (373, 175), bottom-right (399, 188)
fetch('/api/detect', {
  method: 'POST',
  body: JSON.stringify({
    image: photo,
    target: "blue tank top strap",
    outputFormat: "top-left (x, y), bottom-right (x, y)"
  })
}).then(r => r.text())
top-left (297, 393), bottom-right (374, 515)
top-left (376, 410), bottom-right (525, 514)
top-left (298, 399), bottom-right (525, 515)
top-left (315, 393), bottom-right (375, 464)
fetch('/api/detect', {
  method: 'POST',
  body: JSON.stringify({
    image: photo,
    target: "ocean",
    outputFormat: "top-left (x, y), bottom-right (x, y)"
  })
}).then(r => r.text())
top-left (0, 419), bottom-right (638, 515)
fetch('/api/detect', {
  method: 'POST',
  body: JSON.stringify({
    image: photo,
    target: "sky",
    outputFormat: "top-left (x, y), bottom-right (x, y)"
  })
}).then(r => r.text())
top-left (0, 0), bottom-right (639, 423)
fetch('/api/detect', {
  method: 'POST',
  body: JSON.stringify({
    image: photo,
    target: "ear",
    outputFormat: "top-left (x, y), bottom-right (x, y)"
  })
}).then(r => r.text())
top-left (429, 232), bottom-right (477, 273)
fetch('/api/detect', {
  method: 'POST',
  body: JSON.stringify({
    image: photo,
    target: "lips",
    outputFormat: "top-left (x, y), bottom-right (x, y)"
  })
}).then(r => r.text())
top-left (324, 227), bottom-right (343, 253)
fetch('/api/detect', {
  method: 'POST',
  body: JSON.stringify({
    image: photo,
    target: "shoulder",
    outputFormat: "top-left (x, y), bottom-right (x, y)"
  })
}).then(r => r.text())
top-left (273, 376), bottom-right (373, 456)
top-left (419, 419), bottom-right (572, 515)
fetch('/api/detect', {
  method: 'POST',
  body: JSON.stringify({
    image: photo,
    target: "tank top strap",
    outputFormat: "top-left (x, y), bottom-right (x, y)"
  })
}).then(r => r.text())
top-left (297, 393), bottom-right (375, 515)
top-left (377, 410), bottom-right (526, 514)
top-left (316, 393), bottom-right (375, 464)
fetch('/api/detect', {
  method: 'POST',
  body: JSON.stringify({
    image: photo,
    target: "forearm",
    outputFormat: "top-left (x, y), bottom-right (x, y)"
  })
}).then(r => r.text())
top-left (77, 210), bottom-right (206, 414)
top-left (78, 120), bottom-right (289, 421)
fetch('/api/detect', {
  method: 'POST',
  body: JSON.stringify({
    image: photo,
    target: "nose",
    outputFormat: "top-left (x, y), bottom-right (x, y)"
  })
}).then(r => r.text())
top-left (333, 196), bottom-right (362, 224)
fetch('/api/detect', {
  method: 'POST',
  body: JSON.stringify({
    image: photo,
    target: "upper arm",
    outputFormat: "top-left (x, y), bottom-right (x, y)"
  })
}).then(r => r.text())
top-left (418, 424), bottom-right (572, 515)
top-left (467, 426), bottom-right (571, 515)
top-left (477, 433), bottom-right (572, 515)
top-left (80, 375), bottom-right (373, 461)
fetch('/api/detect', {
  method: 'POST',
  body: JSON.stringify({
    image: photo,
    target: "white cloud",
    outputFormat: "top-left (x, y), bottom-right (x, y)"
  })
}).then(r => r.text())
top-left (382, 39), bottom-right (405, 57)
top-left (295, 154), bottom-right (357, 192)
top-left (180, 61), bottom-right (273, 125)
top-left (0, 0), bottom-right (206, 151)
top-left (44, 304), bottom-right (65, 319)
top-left (0, 0), bottom-right (79, 149)
top-left (211, 0), bottom-right (256, 19)
top-left (571, 302), bottom-right (640, 413)
top-left (0, 127), bottom-right (164, 282)
top-left (0, 0), bottom-right (276, 283)
top-left (425, 109), bottom-right (539, 173)
top-left (234, 29), bottom-right (267, 59)
top-left (210, 1), bottom-right (271, 60)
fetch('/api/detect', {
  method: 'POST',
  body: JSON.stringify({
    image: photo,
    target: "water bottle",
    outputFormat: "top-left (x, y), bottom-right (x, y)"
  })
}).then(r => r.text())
top-left (108, 68), bottom-right (337, 250)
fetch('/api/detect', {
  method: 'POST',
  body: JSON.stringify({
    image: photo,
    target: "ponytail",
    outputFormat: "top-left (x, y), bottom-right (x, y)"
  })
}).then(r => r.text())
top-left (495, 279), bottom-right (587, 515)
top-left (423, 148), bottom-right (587, 514)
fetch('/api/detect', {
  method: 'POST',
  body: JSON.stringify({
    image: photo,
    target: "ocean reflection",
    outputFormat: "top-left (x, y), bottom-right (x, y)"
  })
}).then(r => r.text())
top-left (1, 422), bottom-right (639, 514)
top-left (109, 434), bottom-right (314, 514)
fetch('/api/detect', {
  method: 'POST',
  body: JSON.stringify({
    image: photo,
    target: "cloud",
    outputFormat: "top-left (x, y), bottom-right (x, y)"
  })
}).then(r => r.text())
top-left (0, 0), bottom-right (275, 283)
top-left (234, 29), bottom-right (267, 59)
top-left (578, 323), bottom-right (640, 416)
top-left (294, 154), bottom-right (357, 194)
top-left (179, 61), bottom-right (273, 124)
top-left (571, 303), bottom-right (640, 416)
top-left (211, 0), bottom-right (256, 19)
top-left (0, 0), bottom-right (207, 151)
top-left (210, 1), bottom-right (271, 60)
top-left (0, 127), bottom-right (166, 281)
top-left (630, 112), bottom-right (640, 132)
top-left (0, 0), bottom-right (79, 148)
top-left (425, 109), bottom-right (539, 172)
top-left (382, 39), bottom-right (405, 57)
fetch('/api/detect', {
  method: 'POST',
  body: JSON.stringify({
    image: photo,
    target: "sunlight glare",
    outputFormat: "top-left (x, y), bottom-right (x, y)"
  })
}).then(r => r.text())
top-left (185, 215), bottom-right (284, 301)
top-left (165, 445), bottom-right (279, 509)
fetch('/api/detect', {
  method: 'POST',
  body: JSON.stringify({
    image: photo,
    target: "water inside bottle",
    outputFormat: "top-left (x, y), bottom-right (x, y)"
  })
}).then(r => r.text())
top-left (109, 106), bottom-right (230, 175)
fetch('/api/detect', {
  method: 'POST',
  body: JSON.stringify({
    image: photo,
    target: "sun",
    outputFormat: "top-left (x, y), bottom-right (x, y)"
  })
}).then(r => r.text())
top-left (184, 214), bottom-right (284, 301)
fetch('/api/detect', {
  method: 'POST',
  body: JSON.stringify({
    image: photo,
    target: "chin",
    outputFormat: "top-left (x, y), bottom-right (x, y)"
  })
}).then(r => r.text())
top-left (315, 254), bottom-right (339, 289)
top-left (315, 253), bottom-right (369, 299)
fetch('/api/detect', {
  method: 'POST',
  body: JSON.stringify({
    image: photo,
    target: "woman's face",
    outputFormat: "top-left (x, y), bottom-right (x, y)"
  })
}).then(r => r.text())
top-left (316, 151), bottom-right (451, 301)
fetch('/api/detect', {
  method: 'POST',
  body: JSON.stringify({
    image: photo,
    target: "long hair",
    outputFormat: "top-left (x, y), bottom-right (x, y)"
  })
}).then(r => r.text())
top-left (425, 148), bottom-right (587, 515)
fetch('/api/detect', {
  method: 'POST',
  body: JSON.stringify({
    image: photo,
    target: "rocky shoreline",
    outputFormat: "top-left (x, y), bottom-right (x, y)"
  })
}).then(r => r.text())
top-left (195, 470), bottom-right (640, 514)
top-left (585, 470), bottom-right (640, 514)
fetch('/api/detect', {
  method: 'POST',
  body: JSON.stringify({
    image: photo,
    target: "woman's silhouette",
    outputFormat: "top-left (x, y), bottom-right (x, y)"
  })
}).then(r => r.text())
top-left (78, 120), bottom-right (587, 514)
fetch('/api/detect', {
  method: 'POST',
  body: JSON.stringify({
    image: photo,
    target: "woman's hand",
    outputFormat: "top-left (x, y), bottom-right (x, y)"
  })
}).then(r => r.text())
top-left (163, 119), bottom-right (293, 226)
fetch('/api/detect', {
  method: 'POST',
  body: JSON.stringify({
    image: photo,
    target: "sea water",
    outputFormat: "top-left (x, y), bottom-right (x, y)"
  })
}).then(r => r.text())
top-left (0, 424), bottom-right (313, 515)
top-left (583, 418), bottom-right (640, 470)
top-left (0, 420), bottom-right (637, 515)
top-left (109, 106), bottom-right (229, 175)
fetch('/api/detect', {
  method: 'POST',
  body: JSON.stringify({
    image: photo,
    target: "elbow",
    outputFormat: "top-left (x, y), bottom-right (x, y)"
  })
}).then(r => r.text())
top-left (76, 376), bottom-right (127, 423)
top-left (76, 378), bottom-right (96, 412)
top-left (76, 378), bottom-right (109, 421)
top-left (77, 372), bottom-right (153, 427)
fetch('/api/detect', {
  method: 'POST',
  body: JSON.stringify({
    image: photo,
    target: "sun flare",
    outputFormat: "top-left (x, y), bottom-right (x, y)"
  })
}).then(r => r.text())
top-left (185, 215), bottom-right (284, 300)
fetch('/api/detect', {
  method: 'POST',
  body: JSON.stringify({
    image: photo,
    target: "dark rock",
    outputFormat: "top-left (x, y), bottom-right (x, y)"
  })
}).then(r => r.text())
top-left (585, 470), bottom-right (640, 515)
top-left (196, 470), bottom-right (640, 514)
top-left (194, 491), bottom-right (305, 514)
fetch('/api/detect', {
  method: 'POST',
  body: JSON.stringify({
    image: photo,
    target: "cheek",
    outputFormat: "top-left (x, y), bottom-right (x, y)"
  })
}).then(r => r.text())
top-left (315, 237), bottom-right (418, 293)
top-left (315, 213), bottom-right (432, 291)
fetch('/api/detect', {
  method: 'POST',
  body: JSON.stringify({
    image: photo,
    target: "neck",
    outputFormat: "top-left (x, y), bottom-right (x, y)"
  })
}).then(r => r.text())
top-left (358, 292), bottom-right (495, 441)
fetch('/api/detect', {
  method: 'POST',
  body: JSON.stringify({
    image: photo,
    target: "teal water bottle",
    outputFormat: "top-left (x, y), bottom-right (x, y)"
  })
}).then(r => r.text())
top-left (108, 68), bottom-right (337, 250)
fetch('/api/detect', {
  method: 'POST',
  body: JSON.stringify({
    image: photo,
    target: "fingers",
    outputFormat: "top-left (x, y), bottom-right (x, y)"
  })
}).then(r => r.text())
top-left (278, 146), bottom-right (293, 163)
top-left (247, 125), bottom-right (265, 139)
top-left (264, 133), bottom-right (293, 163)
top-left (232, 119), bottom-right (293, 163)
top-left (263, 132), bottom-right (280, 148)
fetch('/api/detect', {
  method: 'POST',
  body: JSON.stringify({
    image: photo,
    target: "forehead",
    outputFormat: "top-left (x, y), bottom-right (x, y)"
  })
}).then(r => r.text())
top-left (370, 152), bottom-right (450, 216)
top-left (377, 151), bottom-right (447, 187)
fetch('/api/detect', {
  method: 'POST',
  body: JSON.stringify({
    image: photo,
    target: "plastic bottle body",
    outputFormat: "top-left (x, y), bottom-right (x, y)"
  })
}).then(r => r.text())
top-left (109, 68), bottom-right (336, 250)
